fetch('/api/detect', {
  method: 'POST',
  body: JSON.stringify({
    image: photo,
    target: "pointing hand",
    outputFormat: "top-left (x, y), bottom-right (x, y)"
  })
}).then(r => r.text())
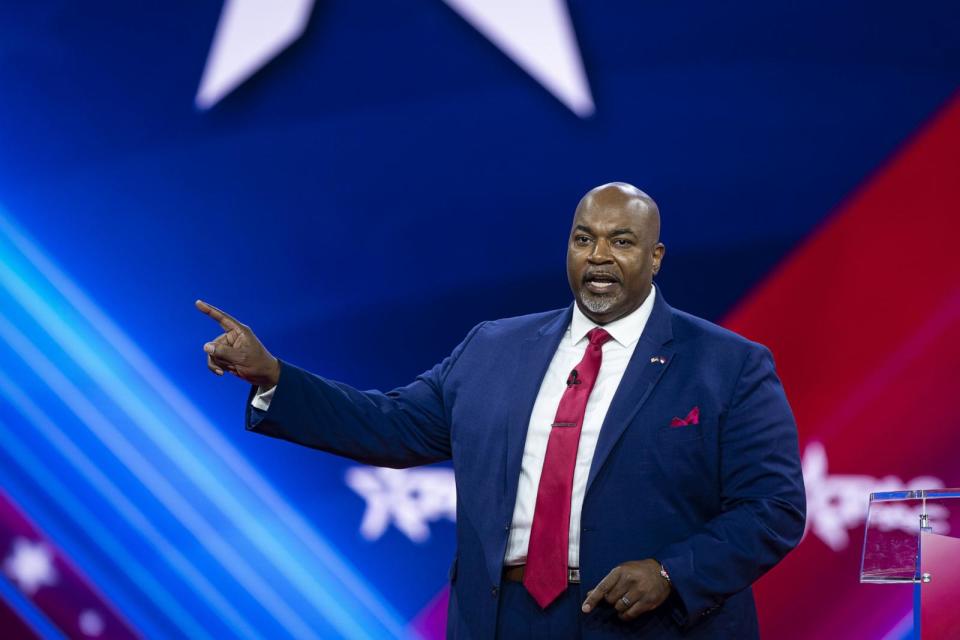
top-left (195, 299), bottom-right (281, 388)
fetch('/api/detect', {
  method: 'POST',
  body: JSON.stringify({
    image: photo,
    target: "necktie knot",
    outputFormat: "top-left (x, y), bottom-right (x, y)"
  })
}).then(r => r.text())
top-left (587, 327), bottom-right (612, 347)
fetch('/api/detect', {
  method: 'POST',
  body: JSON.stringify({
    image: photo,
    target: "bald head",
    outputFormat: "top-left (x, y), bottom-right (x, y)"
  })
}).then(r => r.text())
top-left (566, 182), bottom-right (666, 324)
top-left (573, 182), bottom-right (661, 246)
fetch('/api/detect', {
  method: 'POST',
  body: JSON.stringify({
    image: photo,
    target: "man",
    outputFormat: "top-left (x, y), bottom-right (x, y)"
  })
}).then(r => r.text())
top-left (197, 182), bottom-right (805, 639)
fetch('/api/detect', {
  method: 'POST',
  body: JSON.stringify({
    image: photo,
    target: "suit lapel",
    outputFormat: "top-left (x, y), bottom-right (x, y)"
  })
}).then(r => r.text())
top-left (485, 307), bottom-right (570, 588)
top-left (502, 306), bottom-right (571, 523)
top-left (585, 291), bottom-right (675, 495)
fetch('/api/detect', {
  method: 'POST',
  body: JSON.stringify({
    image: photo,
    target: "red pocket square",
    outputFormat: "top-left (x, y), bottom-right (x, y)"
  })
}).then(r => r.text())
top-left (670, 406), bottom-right (700, 427)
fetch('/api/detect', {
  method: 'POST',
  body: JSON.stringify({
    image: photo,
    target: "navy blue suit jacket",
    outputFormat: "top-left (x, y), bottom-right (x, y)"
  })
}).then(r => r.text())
top-left (247, 289), bottom-right (805, 639)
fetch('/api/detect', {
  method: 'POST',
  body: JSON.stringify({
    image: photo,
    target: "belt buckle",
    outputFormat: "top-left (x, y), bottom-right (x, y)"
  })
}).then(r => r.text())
top-left (568, 568), bottom-right (580, 584)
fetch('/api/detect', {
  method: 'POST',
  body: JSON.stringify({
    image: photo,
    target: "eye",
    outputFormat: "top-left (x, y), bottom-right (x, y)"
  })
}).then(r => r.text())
top-left (613, 238), bottom-right (633, 247)
top-left (574, 235), bottom-right (592, 245)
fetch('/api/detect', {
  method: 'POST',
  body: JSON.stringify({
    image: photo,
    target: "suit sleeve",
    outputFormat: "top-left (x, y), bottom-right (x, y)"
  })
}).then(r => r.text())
top-left (245, 322), bottom-right (486, 468)
top-left (654, 344), bottom-right (806, 625)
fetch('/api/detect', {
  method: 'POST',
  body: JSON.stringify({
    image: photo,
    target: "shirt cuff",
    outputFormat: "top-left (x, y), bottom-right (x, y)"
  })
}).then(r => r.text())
top-left (251, 385), bottom-right (276, 411)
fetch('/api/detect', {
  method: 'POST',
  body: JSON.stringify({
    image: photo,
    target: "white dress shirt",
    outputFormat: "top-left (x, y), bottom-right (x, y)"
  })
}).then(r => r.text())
top-left (503, 287), bottom-right (655, 567)
top-left (252, 288), bottom-right (657, 568)
top-left (251, 381), bottom-right (275, 411)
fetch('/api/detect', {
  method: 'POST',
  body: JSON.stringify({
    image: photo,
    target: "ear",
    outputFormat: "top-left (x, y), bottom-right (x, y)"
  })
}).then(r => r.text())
top-left (651, 243), bottom-right (665, 275)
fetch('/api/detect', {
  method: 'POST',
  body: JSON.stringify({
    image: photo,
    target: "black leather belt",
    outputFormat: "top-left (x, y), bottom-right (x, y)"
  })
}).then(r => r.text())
top-left (502, 565), bottom-right (581, 584)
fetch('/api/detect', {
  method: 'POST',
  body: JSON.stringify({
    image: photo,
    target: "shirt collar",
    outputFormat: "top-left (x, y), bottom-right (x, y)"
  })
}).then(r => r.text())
top-left (569, 286), bottom-right (657, 348)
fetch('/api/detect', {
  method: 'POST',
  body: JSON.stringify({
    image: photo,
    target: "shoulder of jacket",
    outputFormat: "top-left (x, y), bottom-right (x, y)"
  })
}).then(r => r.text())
top-left (472, 307), bottom-right (568, 337)
top-left (670, 307), bottom-right (770, 356)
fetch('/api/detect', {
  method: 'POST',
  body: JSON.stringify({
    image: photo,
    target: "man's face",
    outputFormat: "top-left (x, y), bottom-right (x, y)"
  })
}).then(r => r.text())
top-left (566, 194), bottom-right (664, 325)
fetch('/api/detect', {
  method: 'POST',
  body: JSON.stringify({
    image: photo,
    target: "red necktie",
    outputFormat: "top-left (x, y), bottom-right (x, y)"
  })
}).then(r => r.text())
top-left (524, 327), bottom-right (612, 608)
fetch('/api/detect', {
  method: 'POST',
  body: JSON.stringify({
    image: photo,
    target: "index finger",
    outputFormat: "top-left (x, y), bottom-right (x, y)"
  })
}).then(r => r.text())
top-left (195, 299), bottom-right (242, 331)
top-left (582, 567), bottom-right (621, 613)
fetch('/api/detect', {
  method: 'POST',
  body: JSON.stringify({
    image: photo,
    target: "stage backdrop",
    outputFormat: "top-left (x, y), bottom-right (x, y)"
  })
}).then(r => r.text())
top-left (1, 2), bottom-right (958, 638)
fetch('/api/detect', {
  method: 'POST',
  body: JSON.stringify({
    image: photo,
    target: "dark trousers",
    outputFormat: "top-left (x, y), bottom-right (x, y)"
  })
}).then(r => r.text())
top-left (495, 580), bottom-right (583, 640)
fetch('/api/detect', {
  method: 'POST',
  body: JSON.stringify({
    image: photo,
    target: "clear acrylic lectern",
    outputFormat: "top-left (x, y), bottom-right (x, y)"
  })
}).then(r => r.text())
top-left (861, 489), bottom-right (960, 639)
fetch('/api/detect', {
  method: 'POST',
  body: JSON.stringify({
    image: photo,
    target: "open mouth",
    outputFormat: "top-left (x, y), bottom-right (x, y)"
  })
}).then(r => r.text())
top-left (583, 272), bottom-right (621, 294)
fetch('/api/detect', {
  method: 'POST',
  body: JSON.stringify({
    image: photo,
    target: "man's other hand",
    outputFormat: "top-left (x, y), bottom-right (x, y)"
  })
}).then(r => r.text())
top-left (195, 299), bottom-right (281, 388)
top-left (581, 559), bottom-right (671, 621)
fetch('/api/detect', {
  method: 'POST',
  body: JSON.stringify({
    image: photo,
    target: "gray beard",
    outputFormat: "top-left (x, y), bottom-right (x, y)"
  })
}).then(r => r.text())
top-left (581, 291), bottom-right (622, 315)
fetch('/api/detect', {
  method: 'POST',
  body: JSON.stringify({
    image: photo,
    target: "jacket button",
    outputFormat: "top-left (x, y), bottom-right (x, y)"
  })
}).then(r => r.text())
top-left (491, 586), bottom-right (499, 598)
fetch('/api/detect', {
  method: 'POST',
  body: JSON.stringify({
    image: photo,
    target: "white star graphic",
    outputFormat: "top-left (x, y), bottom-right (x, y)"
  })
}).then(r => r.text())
top-left (3, 537), bottom-right (59, 596)
top-left (196, 0), bottom-right (593, 116)
top-left (79, 609), bottom-right (106, 637)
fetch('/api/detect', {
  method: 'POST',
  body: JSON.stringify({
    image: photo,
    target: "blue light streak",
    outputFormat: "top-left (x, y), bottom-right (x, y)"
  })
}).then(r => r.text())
top-left (0, 571), bottom-right (66, 640)
top-left (0, 308), bottom-right (316, 639)
top-left (0, 364), bottom-right (259, 640)
top-left (0, 416), bottom-right (212, 640)
top-left (0, 205), bottom-right (414, 639)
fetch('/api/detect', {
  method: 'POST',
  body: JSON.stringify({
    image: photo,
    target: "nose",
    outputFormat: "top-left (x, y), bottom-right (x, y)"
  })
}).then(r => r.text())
top-left (588, 238), bottom-right (614, 264)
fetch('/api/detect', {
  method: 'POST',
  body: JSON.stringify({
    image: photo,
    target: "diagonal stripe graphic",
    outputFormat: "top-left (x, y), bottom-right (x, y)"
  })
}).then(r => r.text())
top-left (723, 92), bottom-right (960, 640)
top-left (0, 364), bottom-right (259, 640)
top-left (0, 207), bottom-right (414, 638)
top-left (0, 489), bottom-right (140, 639)
top-left (0, 212), bottom-right (412, 639)
top-left (0, 404), bottom-right (221, 640)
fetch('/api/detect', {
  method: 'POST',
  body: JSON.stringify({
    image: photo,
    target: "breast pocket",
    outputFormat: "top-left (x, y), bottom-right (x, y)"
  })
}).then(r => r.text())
top-left (656, 425), bottom-right (704, 444)
top-left (653, 425), bottom-right (712, 492)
